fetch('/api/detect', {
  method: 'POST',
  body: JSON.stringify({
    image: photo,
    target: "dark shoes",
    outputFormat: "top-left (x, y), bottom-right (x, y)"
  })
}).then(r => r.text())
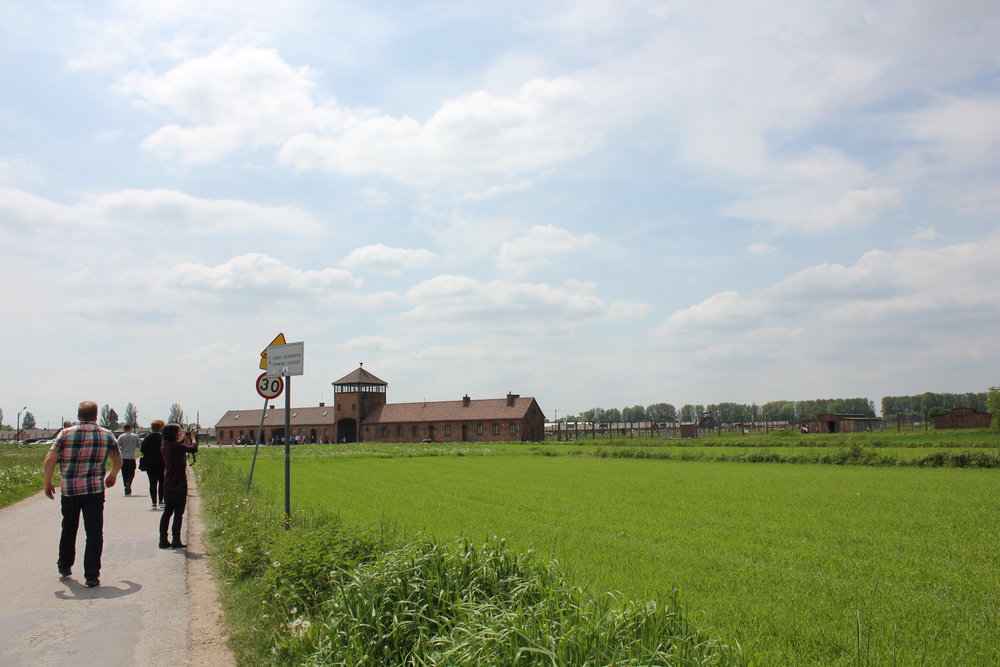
top-left (160, 537), bottom-right (186, 548)
top-left (85, 578), bottom-right (99, 588)
top-left (58, 564), bottom-right (71, 578)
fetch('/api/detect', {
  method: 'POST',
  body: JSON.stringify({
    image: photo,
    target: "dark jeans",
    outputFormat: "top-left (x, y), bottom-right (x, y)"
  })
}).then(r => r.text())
top-left (146, 469), bottom-right (164, 504)
top-left (59, 492), bottom-right (105, 580)
top-left (159, 483), bottom-right (187, 539)
top-left (121, 459), bottom-right (136, 492)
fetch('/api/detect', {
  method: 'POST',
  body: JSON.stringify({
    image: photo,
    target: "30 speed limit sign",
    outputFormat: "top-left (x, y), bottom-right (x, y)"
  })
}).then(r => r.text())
top-left (256, 372), bottom-right (284, 399)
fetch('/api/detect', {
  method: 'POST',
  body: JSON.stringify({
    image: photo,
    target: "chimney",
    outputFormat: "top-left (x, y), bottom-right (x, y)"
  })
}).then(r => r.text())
top-left (506, 392), bottom-right (519, 407)
top-left (463, 394), bottom-right (471, 407)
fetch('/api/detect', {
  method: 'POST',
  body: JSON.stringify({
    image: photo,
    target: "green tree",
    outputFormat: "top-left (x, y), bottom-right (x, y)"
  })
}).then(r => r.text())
top-left (647, 403), bottom-right (677, 422)
top-left (168, 403), bottom-right (185, 425)
top-left (987, 386), bottom-right (1000, 432)
top-left (621, 405), bottom-right (646, 422)
top-left (21, 411), bottom-right (36, 430)
top-left (123, 403), bottom-right (139, 428)
top-left (99, 405), bottom-right (119, 430)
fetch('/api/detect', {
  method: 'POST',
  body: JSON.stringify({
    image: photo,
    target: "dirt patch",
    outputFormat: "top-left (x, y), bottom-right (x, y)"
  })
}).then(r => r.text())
top-left (186, 475), bottom-right (236, 667)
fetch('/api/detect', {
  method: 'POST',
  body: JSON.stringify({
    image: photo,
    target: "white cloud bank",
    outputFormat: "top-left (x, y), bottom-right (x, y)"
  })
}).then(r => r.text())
top-left (656, 229), bottom-right (1000, 364)
top-left (123, 45), bottom-right (603, 188)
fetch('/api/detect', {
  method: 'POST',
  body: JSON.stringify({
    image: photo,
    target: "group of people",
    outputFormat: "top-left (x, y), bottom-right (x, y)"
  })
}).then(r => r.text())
top-left (42, 401), bottom-right (199, 588)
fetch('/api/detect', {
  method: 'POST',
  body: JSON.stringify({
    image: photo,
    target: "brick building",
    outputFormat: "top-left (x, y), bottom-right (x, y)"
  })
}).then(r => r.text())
top-left (215, 366), bottom-right (545, 444)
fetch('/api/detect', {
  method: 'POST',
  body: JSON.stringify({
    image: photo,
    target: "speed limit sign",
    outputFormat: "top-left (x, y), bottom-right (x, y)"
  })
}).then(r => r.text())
top-left (256, 372), bottom-right (284, 399)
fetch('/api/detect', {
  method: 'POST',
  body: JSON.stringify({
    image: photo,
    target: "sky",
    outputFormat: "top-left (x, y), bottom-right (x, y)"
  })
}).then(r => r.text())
top-left (2, 0), bottom-right (999, 430)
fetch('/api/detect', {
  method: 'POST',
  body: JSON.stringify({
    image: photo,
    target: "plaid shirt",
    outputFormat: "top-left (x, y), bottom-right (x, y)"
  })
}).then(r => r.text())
top-left (51, 421), bottom-right (120, 496)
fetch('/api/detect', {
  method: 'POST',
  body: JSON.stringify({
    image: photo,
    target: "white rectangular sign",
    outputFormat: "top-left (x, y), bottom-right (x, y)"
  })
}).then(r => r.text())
top-left (265, 341), bottom-right (304, 377)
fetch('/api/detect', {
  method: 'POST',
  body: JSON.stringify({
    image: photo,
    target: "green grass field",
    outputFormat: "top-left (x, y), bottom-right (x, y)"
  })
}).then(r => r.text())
top-left (0, 443), bottom-right (49, 507)
top-left (213, 443), bottom-right (999, 665)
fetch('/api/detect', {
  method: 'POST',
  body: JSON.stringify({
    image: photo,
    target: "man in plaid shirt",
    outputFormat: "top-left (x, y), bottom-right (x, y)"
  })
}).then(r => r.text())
top-left (43, 401), bottom-right (123, 588)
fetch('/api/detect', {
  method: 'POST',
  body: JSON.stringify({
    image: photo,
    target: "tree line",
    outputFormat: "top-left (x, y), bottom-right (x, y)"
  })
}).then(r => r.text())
top-left (565, 397), bottom-right (876, 426)
top-left (97, 402), bottom-right (192, 431)
top-left (880, 392), bottom-right (989, 422)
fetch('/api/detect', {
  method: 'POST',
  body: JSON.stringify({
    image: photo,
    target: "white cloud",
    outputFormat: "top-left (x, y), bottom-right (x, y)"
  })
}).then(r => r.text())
top-left (746, 243), bottom-right (776, 255)
top-left (123, 45), bottom-right (604, 188)
top-left (656, 291), bottom-right (771, 336)
top-left (340, 244), bottom-right (439, 276)
top-left (907, 227), bottom-right (942, 243)
top-left (400, 274), bottom-right (650, 334)
top-left (278, 77), bottom-right (602, 186)
top-left (655, 229), bottom-right (1000, 360)
top-left (172, 253), bottom-right (360, 294)
top-left (0, 155), bottom-right (39, 186)
top-left (495, 225), bottom-right (599, 278)
top-left (122, 45), bottom-right (334, 163)
top-left (0, 186), bottom-right (320, 238)
top-left (359, 187), bottom-right (389, 205)
top-left (337, 335), bottom-right (402, 353)
top-left (899, 95), bottom-right (1000, 169)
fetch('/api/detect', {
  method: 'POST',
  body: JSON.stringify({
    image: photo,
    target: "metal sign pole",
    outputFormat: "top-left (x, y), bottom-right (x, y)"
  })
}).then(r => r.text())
top-left (247, 396), bottom-right (269, 490)
top-left (284, 375), bottom-right (291, 529)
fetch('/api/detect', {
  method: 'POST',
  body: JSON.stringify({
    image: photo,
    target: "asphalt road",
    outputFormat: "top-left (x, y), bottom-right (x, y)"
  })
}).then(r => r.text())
top-left (0, 466), bottom-right (212, 666)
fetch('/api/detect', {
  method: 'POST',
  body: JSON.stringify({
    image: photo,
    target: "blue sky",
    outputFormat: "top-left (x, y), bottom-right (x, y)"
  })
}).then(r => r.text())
top-left (3, 0), bottom-right (999, 429)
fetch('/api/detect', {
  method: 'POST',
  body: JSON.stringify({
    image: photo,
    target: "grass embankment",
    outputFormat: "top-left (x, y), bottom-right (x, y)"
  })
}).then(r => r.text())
top-left (540, 428), bottom-right (1000, 466)
top-left (0, 443), bottom-right (50, 507)
top-left (196, 452), bottom-right (744, 666)
top-left (206, 442), bottom-right (1000, 666)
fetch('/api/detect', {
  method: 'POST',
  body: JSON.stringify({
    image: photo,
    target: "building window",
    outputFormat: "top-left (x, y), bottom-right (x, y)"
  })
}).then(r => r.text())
top-left (476, 424), bottom-right (484, 436)
top-left (396, 426), bottom-right (403, 437)
top-left (412, 425), bottom-right (419, 437)
top-left (509, 423), bottom-right (519, 434)
top-left (444, 425), bottom-right (452, 437)
top-left (492, 423), bottom-right (500, 436)
top-left (380, 426), bottom-right (388, 437)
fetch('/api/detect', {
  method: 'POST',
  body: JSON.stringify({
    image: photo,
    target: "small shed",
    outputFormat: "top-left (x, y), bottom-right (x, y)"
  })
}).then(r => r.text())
top-left (679, 424), bottom-right (699, 439)
top-left (803, 413), bottom-right (881, 434)
top-left (932, 407), bottom-right (991, 430)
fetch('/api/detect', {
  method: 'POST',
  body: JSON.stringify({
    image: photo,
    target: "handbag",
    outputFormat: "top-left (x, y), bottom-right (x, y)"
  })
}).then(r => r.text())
top-left (138, 456), bottom-right (145, 471)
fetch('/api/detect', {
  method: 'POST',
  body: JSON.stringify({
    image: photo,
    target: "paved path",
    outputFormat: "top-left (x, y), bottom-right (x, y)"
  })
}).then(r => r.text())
top-left (0, 466), bottom-right (231, 666)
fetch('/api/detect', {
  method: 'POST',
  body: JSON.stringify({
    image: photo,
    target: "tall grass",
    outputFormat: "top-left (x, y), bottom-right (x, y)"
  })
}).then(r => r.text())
top-left (196, 451), bottom-right (745, 666)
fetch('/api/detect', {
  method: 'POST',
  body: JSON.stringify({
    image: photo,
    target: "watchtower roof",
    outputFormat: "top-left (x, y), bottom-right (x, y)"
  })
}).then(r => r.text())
top-left (332, 366), bottom-right (388, 387)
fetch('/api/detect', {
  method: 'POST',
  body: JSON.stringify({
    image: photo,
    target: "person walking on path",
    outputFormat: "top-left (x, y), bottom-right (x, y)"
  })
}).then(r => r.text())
top-left (159, 424), bottom-right (197, 549)
top-left (140, 419), bottom-right (165, 509)
top-left (117, 423), bottom-right (140, 495)
top-left (42, 400), bottom-right (123, 588)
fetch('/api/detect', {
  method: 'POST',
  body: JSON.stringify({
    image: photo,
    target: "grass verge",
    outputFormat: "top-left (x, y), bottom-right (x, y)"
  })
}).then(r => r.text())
top-left (0, 443), bottom-right (50, 508)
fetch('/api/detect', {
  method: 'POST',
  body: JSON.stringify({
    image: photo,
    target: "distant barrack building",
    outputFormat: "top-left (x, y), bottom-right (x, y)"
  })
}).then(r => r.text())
top-left (803, 413), bottom-right (882, 434)
top-left (932, 407), bottom-right (991, 430)
top-left (215, 366), bottom-right (546, 444)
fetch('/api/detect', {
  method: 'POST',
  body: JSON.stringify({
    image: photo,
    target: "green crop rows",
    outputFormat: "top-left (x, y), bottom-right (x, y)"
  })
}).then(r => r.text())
top-left (210, 443), bottom-right (998, 665)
